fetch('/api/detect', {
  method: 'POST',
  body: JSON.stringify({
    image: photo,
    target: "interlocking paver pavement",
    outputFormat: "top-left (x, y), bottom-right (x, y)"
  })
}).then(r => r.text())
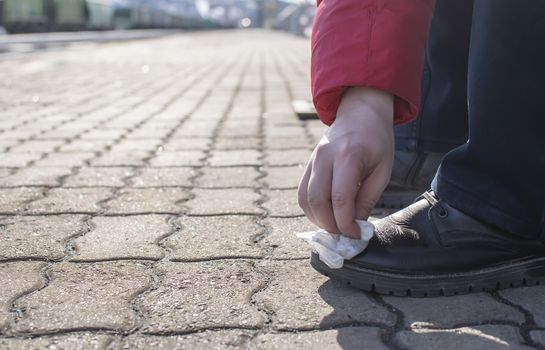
top-left (187, 188), bottom-right (262, 215)
top-left (263, 189), bottom-right (304, 217)
top-left (25, 188), bottom-right (113, 214)
top-left (138, 261), bottom-right (264, 333)
top-left (251, 328), bottom-right (389, 350)
top-left (253, 261), bottom-right (395, 329)
top-left (196, 167), bottom-right (260, 188)
top-left (0, 215), bottom-right (87, 260)
top-left (1, 29), bottom-right (543, 349)
top-left (0, 262), bottom-right (45, 331)
top-left (104, 188), bottom-right (189, 214)
top-left (384, 293), bottom-right (524, 328)
top-left (117, 330), bottom-right (253, 349)
top-left (71, 215), bottom-right (172, 261)
top-left (261, 217), bottom-right (317, 259)
top-left (395, 325), bottom-right (533, 350)
top-left (0, 334), bottom-right (113, 350)
top-left (0, 167), bottom-right (72, 187)
top-left (12, 262), bottom-right (151, 334)
top-left (165, 216), bottom-right (263, 260)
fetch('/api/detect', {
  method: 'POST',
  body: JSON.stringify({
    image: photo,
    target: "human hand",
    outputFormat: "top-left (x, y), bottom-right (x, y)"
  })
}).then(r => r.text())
top-left (298, 87), bottom-right (394, 238)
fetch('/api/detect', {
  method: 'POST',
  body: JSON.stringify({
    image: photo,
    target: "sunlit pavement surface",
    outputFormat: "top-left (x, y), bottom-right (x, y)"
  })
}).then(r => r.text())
top-left (0, 30), bottom-right (543, 349)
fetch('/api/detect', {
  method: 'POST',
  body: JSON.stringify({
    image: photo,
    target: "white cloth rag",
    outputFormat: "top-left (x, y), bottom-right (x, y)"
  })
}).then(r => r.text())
top-left (296, 220), bottom-right (375, 269)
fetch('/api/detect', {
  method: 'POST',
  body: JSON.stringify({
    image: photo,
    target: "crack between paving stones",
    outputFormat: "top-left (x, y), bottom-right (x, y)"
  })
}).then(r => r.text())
top-left (491, 291), bottom-right (545, 350)
top-left (63, 214), bottom-right (94, 261)
top-left (0, 323), bottom-right (404, 341)
top-left (7, 263), bottom-right (52, 336)
top-left (5, 73), bottom-right (173, 188)
top-left (246, 51), bottom-right (279, 348)
top-left (370, 295), bottom-right (406, 350)
top-left (115, 55), bottom-right (246, 343)
top-left (126, 261), bottom-right (157, 336)
top-left (2, 61), bottom-right (220, 339)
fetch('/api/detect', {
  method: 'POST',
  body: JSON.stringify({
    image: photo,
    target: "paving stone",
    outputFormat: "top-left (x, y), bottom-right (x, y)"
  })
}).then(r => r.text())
top-left (208, 150), bottom-right (261, 167)
top-left (0, 130), bottom-right (39, 140)
top-left (195, 167), bottom-right (260, 188)
top-left (25, 188), bottom-right (113, 213)
top-left (33, 152), bottom-right (95, 167)
top-left (63, 167), bottom-right (134, 187)
top-left (265, 125), bottom-right (306, 137)
top-left (59, 139), bottom-right (113, 152)
top-left (138, 261), bottom-right (264, 333)
top-left (72, 215), bottom-right (171, 261)
top-left (499, 286), bottom-right (545, 327)
top-left (253, 261), bottom-right (395, 329)
top-left (215, 137), bottom-right (261, 150)
top-left (110, 139), bottom-right (162, 151)
top-left (0, 215), bottom-right (87, 260)
top-left (384, 293), bottom-right (524, 328)
top-left (218, 126), bottom-right (259, 138)
top-left (187, 189), bottom-right (262, 215)
top-left (0, 334), bottom-right (113, 350)
top-left (262, 217), bottom-right (317, 259)
top-left (0, 153), bottom-right (43, 167)
top-left (162, 137), bottom-right (212, 151)
top-left (529, 330), bottom-right (545, 347)
top-left (251, 327), bottom-right (388, 350)
top-left (263, 165), bottom-right (304, 189)
top-left (0, 140), bottom-right (17, 151)
top-left (91, 150), bottom-right (151, 167)
top-left (13, 262), bottom-right (151, 333)
top-left (35, 130), bottom-right (79, 140)
top-left (81, 128), bottom-right (126, 140)
top-left (150, 151), bottom-right (205, 167)
top-left (395, 325), bottom-right (532, 350)
top-left (8, 140), bottom-right (65, 153)
top-left (117, 331), bottom-right (253, 349)
top-left (104, 188), bottom-right (188, 214)
top-left (173, 121), bottom-right (218, 138)
top-left (0, 169), bottom-right (12, 179)
top-left (165, 216), bottom-right (262, 260)
top-left (0, 262), bottom-right (45, 331)
top-left (0, 187), bottom-right (46, 213)
top-left (37, 129), bottom-right (81, 140)
top-left (131, 167), bottom-right (195, 187)
top-left (0, 167), bottom-right (72, 187)
top-left (263, 189), bottom-right (303, 217)
top-left (265, 149), bottom-right (312, 166)
top-left (266, 136), bottom-right (313, 150)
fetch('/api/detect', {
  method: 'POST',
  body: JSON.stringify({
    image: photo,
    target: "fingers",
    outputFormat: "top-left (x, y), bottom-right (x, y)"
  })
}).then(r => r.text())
top-left (331, 155), bottom-right (364, 238)
top-left (297, 157), bottom-right (318, 226)
top-left (355, 162), bottom-right (392, 219)
top-left (306, 147), bottom-right (340, 233)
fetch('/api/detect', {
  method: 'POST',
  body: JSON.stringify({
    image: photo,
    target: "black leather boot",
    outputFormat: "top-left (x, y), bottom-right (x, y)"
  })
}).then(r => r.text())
top-left (311, 191), bottom-right (545, 297)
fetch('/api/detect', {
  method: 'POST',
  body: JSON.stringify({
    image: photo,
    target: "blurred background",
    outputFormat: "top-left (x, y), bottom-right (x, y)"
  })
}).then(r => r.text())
top-left (0, 0), bottom-right (316, 37)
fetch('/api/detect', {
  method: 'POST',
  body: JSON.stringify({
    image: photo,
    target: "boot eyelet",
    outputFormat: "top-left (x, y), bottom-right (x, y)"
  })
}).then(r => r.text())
top-left (438, 208), bottom-right (448, 218)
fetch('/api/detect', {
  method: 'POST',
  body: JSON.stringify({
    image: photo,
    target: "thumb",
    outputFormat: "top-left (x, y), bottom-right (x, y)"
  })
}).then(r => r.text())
top-left (355, 163), bottom-right (391, 220)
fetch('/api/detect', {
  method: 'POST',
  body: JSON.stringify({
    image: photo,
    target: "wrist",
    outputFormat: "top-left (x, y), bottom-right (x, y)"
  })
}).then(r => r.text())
top-left (336, 87), bottom-right (394, 126)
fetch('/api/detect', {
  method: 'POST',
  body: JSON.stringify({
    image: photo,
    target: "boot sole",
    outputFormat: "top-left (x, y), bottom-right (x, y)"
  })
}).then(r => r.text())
top-left (310, 252), bottom-right (545, 297)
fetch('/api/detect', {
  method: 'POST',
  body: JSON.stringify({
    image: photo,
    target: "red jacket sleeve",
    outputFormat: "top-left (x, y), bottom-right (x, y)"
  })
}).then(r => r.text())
top-left (311, 0), bottom-right (435, 126)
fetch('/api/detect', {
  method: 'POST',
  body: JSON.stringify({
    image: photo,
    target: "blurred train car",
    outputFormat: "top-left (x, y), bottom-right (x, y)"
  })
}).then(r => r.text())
top-left (0, 0), bottom-right (115, 32)
top-left (0, 0), bottom-right (219, 33)
top-left (273, 1), bottom-right (314, 37)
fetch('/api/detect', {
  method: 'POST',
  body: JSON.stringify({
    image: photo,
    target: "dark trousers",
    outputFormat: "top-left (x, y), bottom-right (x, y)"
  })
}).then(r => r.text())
top-left (397, 0), bottom-right (545, 238)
